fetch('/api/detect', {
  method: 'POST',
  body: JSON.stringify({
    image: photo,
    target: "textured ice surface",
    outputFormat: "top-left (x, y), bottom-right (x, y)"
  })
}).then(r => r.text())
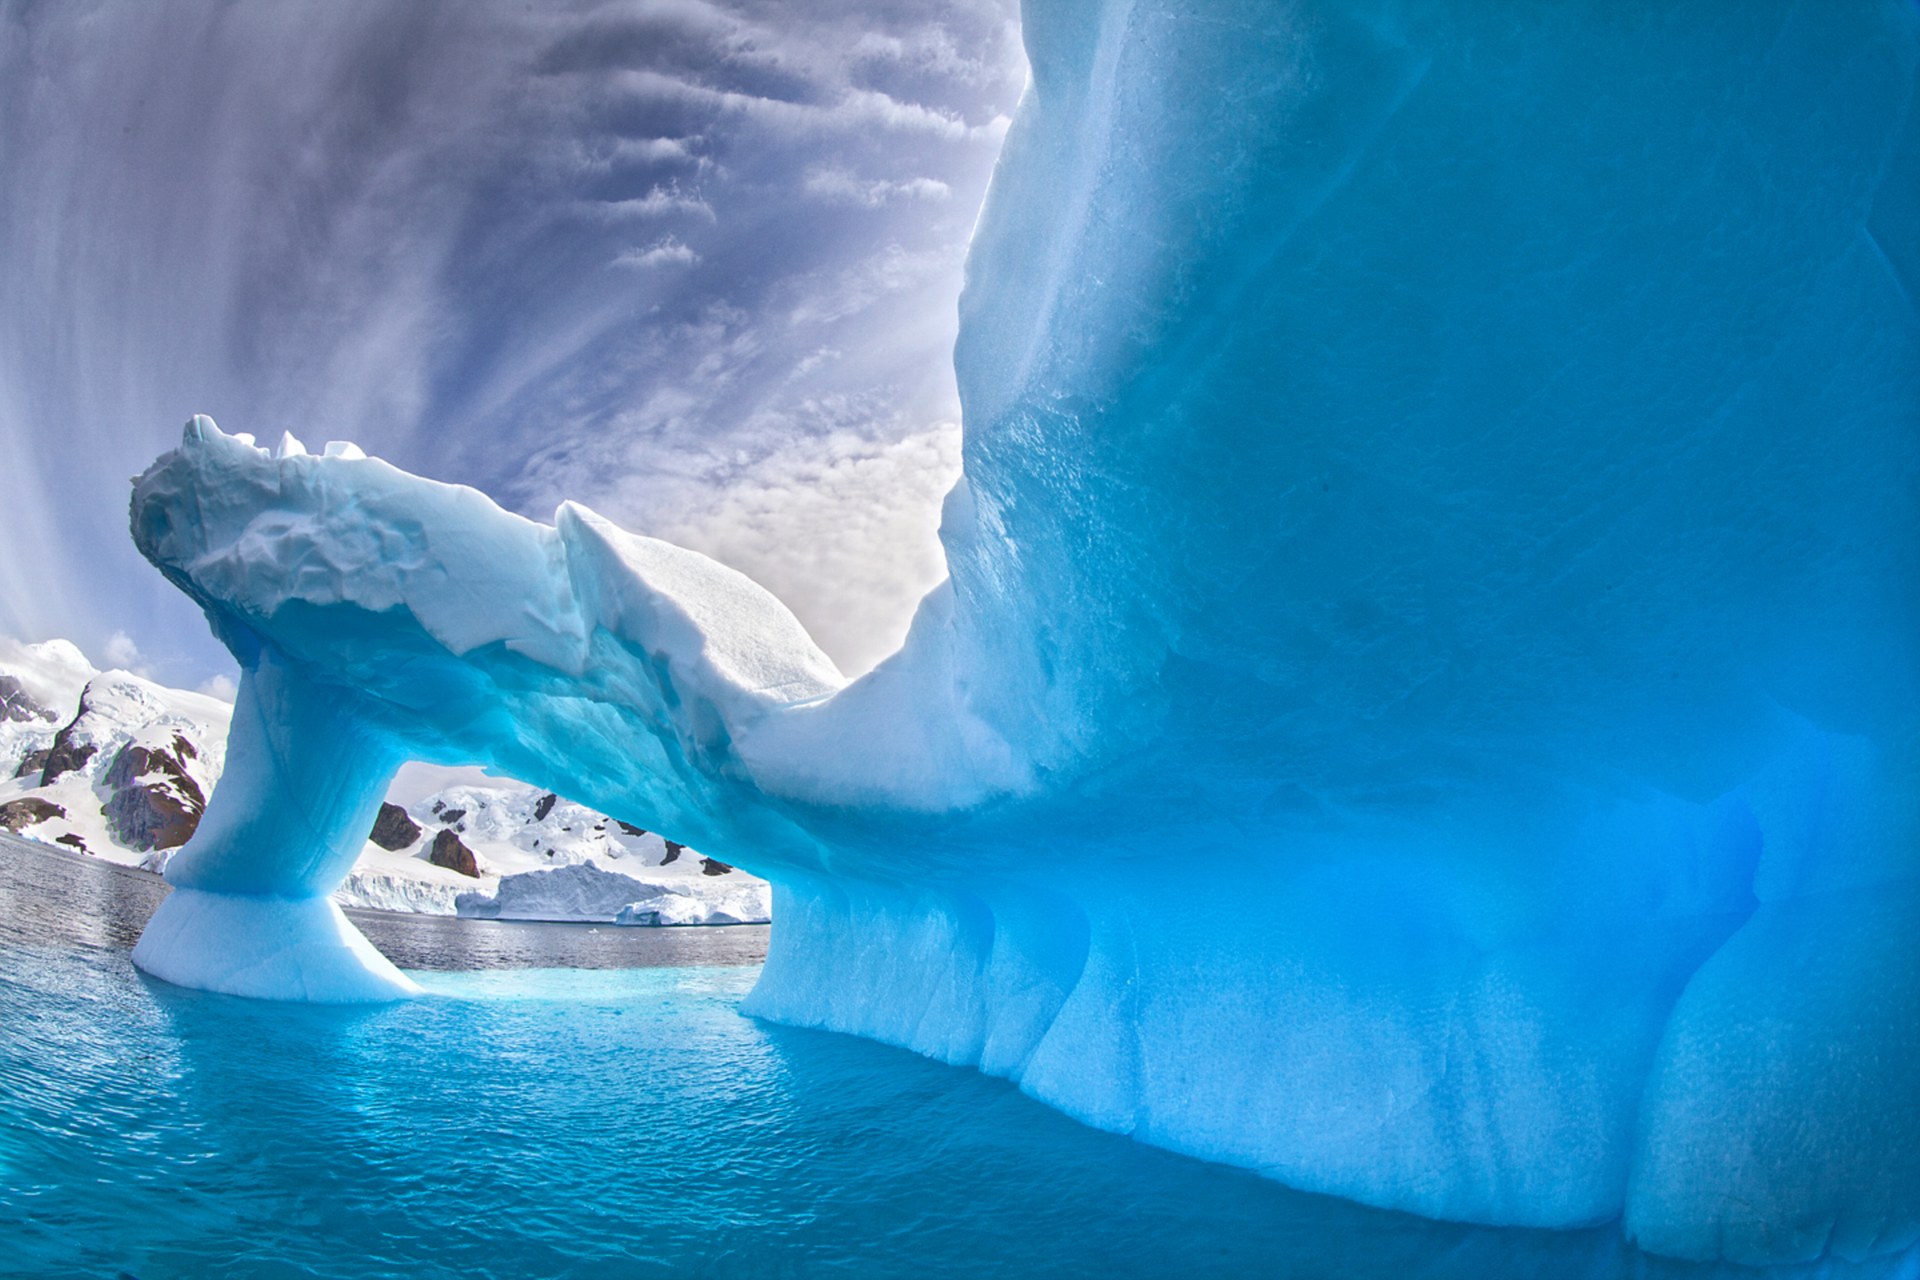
top-left (126, 0), bottom-right (1920, 1264)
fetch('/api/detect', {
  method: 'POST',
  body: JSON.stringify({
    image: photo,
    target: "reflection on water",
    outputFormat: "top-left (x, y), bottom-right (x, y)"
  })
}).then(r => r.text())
top-left (353, 908), bottom-right (767, 971)
top-left (1, 835), bottom-right (1916, 1279)
top-left (0, 832), bottom-right (768, 969)
top-left (0, 833), bottom-right (166, 951)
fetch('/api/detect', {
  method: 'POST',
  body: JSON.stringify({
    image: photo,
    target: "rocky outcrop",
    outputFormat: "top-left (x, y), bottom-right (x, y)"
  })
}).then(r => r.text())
top-left (39, 682), bottom-right (113, 784)
top-left (37, 731), bottom-right (95, 785)
top-left (0, 675), bottom-right (56, 725)
top-left (429, 827), bottom-right (480, 877)
top-left (368, 802), bottom-right (421, 851)
top-left (533, 793), bottom-right (558, 821)
top-left (700, 856), bottom-right (734, 877)
top-left (101, 732), bottom-right (207, 851)
top-left (661, 839), bottom-right (684, 864)
top-left (0, 796), bottom-right (64, 832)
top-left (0, 649), bottom-right (229, 868)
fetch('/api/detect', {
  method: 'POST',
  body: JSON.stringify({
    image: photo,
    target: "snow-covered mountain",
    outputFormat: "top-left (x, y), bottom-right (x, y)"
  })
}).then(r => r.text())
top-left (0, 638), bottom-right (768, 925)
top-left (338, 784), bottom-right (770, 924)
top-left (0, 638), bottom-right (228, 863)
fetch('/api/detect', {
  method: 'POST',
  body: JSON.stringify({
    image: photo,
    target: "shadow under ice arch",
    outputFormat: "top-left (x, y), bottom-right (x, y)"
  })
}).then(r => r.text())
top-left (128, 0), bottom-right (1920, 1266)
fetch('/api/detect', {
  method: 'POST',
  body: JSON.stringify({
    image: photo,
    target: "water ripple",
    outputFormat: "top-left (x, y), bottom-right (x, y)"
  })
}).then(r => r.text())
top-left (2, 840), bottom-right (1916, 1278)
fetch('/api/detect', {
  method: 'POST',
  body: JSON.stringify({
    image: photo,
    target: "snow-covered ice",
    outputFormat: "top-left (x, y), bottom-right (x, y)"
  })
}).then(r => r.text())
top-left (120, 0), bottom-right (1920, 1265)
top-left (453, 860), bottom-right (769, 927)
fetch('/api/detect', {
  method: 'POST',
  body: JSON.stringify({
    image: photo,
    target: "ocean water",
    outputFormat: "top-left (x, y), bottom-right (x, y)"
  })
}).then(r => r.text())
top-left (0, 841), bottom-right (1913, 1280)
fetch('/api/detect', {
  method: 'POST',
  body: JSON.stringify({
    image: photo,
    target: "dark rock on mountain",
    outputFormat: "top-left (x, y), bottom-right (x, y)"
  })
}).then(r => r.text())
top-left (0, 796), bottom-right (64, 832)
top-left (55, 833), bottom-right (87, 852)
top-left (14, 748), bottom-right (50, 779)
top-left (39, 679), bottom-right (137, 784)
top-left (616, 820), bottom-right (645, 836)
top-left (0, 675), bottom-right (56, 724)
top-left (661, 840), bottom-right (683, 864)
top-left (700, 857), bottom-right (734, 877)
top-left (369, 802), bottom-right (421, 851)
top-left (38, 732), bottom-right (95, 785)
top-left (101, 733), bottom-right (207, 851)
top-left (430, 828), bottom-right (480, 877)
top-left (437, 808), bottom-right (466, 828)
top-left (534, 793), bottom-right (557, 821)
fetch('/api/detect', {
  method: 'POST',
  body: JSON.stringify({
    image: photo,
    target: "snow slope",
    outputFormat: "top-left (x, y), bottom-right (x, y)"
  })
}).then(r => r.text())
top-left (0, 637), bottom-right (93, 777)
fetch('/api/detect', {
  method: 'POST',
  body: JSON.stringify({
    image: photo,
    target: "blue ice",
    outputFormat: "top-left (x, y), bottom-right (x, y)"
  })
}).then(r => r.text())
top-left (124, 1), bottom-right (1920, 1265)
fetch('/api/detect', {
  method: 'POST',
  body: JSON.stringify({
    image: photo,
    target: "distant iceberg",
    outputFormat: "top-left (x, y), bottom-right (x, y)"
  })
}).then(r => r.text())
top-left (452, 860), bottom-right (769, 926)
top-left (125, 0), bottom-right (1920, 1265)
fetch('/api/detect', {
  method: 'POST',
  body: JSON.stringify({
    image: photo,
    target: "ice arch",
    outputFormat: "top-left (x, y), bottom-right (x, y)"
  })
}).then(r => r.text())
top-left (128, 0), bottom-right (1920, 1265)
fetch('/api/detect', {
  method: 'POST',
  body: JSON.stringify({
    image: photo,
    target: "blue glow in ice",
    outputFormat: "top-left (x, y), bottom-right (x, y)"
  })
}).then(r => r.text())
top-left (125, 1), bottom-right (1920, 1264)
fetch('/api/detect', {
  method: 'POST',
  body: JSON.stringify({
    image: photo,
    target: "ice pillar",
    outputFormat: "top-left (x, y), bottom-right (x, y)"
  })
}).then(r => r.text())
top-left (131, 645), bottom-right (417, 1000)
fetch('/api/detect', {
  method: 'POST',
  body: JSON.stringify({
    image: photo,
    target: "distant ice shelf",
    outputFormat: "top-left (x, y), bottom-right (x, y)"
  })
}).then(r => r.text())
top-left (123, 0), bottom-right (1920, 1266)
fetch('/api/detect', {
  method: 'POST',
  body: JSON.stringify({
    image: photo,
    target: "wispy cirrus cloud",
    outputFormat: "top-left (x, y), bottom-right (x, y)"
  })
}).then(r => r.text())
top-left (614, 237), bottom-right (703, 269)
top-left (803, 167), bottom-right (952, 206)
top-left (580, 185), bottom-right (718, 222)
top-left (0, 0), bottom-right (1027, 684)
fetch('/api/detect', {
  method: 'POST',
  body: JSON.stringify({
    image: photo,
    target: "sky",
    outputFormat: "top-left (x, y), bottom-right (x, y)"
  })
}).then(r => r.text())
top-left (0, 0), bottom-right (1026, 691)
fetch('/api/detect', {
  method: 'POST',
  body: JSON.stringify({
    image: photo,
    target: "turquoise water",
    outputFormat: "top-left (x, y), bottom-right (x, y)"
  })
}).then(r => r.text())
top-left (2, 847), bottom-right (1916, 1278)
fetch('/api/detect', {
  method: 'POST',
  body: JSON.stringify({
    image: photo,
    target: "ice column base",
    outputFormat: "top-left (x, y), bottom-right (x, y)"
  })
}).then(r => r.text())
top-left (132, 887), bottom-right (421, 1003)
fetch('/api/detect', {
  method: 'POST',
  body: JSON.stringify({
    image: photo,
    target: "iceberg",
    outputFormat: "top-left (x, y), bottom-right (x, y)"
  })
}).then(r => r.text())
top-left (451, 860), bottom-right (771, 926)
top-left (125, 0), bottom-right (1919, 1264)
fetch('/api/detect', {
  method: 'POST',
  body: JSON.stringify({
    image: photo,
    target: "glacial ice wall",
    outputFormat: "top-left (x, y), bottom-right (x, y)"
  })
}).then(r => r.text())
top-left (127, 0), bottom-right (1920, 1265)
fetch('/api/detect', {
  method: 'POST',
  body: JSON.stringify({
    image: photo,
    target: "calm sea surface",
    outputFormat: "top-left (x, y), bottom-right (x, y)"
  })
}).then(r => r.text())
top-left (0, 835), bottom-right (1911, 1279)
